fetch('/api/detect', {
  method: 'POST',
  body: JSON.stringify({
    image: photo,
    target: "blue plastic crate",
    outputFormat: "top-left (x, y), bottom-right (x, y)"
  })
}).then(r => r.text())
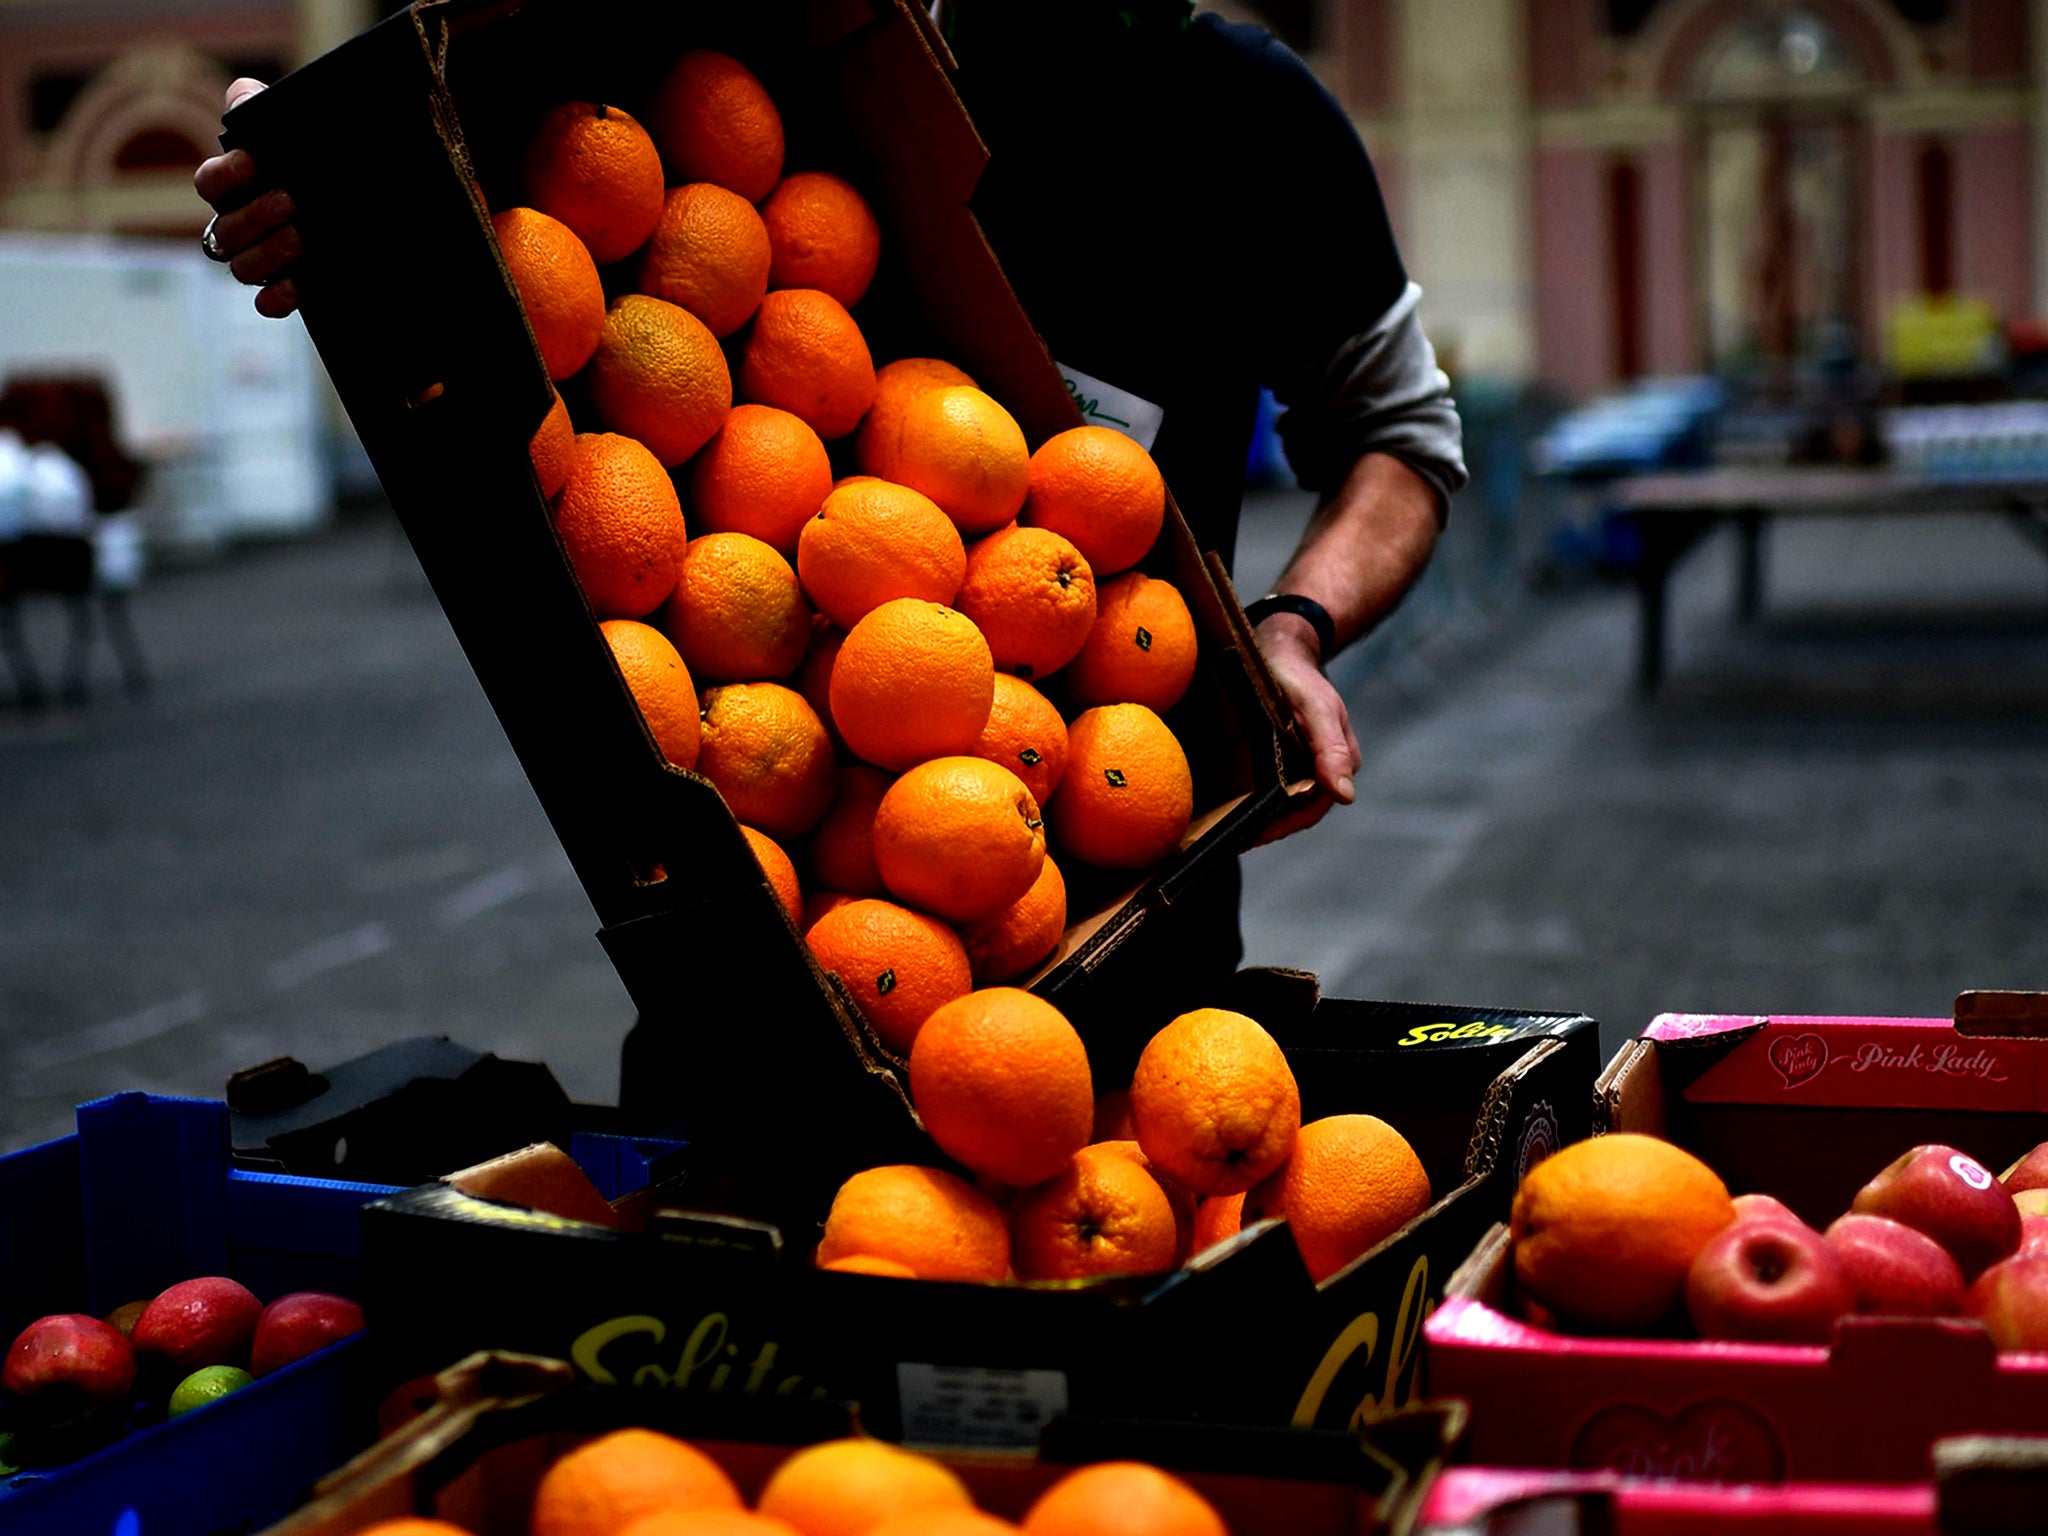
top-left (0, 1093), bottom-right (401, 1536)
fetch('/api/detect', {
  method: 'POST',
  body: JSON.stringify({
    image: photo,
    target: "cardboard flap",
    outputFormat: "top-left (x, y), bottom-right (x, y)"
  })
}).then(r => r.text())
top-left (1464, 1037), bottom-right (1563, 1184)
top-left (1221, 966), bottom-right (1325, 1029)
top-left (1441, 1222), bottom-right (1513, 1305)
top-left (1935, 1434), bottom-right (2048, 1535)
top-left (1596, 1040), bottom-right (1667, 1138)
top-left (1956, 991), bottom-right (2048, 1039)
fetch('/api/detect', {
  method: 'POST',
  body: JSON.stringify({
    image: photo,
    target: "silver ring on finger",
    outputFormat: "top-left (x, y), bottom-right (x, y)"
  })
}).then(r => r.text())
top-left (201, 214), bottom-right (230, 263)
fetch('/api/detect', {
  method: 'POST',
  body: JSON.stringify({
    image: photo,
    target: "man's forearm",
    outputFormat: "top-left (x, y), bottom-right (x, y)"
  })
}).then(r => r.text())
top-left (1265, 451), bottom-right (1440, 658)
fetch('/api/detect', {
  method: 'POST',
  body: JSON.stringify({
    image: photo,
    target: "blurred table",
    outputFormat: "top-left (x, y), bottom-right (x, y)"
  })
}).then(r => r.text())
top-left (1607, 467), bottom-right (2048, 693)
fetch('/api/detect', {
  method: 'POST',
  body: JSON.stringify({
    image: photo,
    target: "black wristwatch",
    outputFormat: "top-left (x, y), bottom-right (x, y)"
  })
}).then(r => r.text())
top-left (1244, 592), bottom-right (1337, 663)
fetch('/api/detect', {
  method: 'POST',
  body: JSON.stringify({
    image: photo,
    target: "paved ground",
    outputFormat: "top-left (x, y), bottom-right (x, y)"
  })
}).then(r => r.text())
top-left (4, 487), bottom-right (2047, 1154)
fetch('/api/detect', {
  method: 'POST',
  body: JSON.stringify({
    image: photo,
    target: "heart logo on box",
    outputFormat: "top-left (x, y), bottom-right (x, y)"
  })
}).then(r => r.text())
top-left (1570, 1400), bottom-right (1785, 1483)
top-left (1768, 1033), bottom-right (1829, 1089)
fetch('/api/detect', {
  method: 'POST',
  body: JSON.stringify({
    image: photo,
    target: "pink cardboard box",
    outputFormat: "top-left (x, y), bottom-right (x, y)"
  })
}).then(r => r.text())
top-left (1423, 994), bottom-right (2048, 1485)
top-left (1417, 1466), bottom-right (1935, 1534)
top-left (1416, 1434), bottom-right (2048, 1534)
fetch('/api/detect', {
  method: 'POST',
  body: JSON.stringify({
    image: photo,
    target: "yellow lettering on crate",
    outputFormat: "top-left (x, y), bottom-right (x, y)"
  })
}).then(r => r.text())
top-left (1398, 1021), bottom-right (1517, 1047)
top-left (1291, 1255), bottom-right (1432, 1429)
top-left (570, 1311), bottom-right (830, 1400)
top-left (572, 1314), bottom-right (665, 1386)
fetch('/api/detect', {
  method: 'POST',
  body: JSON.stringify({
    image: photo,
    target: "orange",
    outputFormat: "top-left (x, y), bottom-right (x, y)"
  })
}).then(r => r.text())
top-left (1130, 1009), bottom-right (1300, 1197)
top-left (647, 50), bottom-right (784, 203)
top-left (1089, 1138), bottom-right (1197, 1263)
top-left (830, 600), bottom-right (993, 772)
top-left (1511, 1133), bottom-right (1736, 1335)
top-left (971, 674), bottom-right (1067, 811)
top-left (531, 1427), bottom-right (741, 1536)
top-left (554, 432), bottom-right (688, 619)
top-left (873, 756), bottom-right (1044, 924)
top-left (621, 1514), bottom-right (801, 1536)
top-left (808, 764), bottom-right (893, 897)
top-left (820, 1253), bottom-right (915, 1277)
top-left (762, 171), bottom-right (883, 308)
top-left (865, 386), bottom-right (1029, 536)
top-left (530, 386), bottom-right (576, 498)
top-left (1021, 1463), bottom-right (1225, 1536)
top-left (802, 891), bottom-right (859, 932)
top-left (354, 1524), bottom-right (471, 1536)
top-left (688, 404), bottom-right (833, 559)
top-left (602, 619), bottom-right (700, 770)
top-left (797, 480), bottom-right (965, 632)
top-left (660, 532), bottom-right (812, 682)
top-left (794, 626), bottom-right (847, 754)
top-left (956, 853), bottom-right (1066, 985)
top-left (492, 206), bottom-right (604, 380)
top-left (869, 1514), bottom-right (1017, 1536)
top-left (587, 294), bottom-right (732, 466)
top-left (1242, 1115), bottom-right (1431, 1284)
top-left (1063, 574), bottom-right (1198, 714)
top-left (520, 101), bottom-right (665, 266)
top-left (1021, 426), bottom-right (1166, 577)
top-left (759, 1439), bottom-right (971, 1536)
top-left (696, 682), bottom-right (837, 840)
top-left (816, 1164), bottom-right (1010, 1282)
top-left (738, 289), bottom-right (877, 441)
top-left (1190, 1192), bottom-right (1246, 1259)
top-left (908, 988), bottom-right (1092, 1188)
top-left (638, 183), bottom-right (772, 339)
top-left (1049, 705), bottom-right (1193, 871)
top-left (954, 525), bottom-right (1096, 681)
top-left (856, 357), bottom-right (977, 474)
top-left (1010, 1143), bottom-right (1178, 1281)
top-left (741, 824), bottom-right (801, 926)
top-left (807, 897), bottom-right (972, 1055)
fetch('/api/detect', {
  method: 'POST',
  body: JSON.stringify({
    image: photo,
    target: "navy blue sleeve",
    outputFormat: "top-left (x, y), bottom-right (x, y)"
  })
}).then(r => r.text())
top-left (1198, 18), bottom-right (1410, 394)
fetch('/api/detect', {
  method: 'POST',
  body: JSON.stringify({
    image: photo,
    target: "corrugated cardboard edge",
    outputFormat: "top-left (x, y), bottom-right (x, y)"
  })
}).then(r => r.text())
top-left (262, 1352), bottom-right (574, 1534)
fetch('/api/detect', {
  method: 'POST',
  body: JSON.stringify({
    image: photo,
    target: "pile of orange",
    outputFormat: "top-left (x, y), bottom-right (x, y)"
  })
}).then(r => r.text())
top-left (818, 998), bottom-right (1431, 1289)
top-left (358, 1427), bottom-right (1228, 1536)
top-left (496, 51), bottom-right (1234, 1111)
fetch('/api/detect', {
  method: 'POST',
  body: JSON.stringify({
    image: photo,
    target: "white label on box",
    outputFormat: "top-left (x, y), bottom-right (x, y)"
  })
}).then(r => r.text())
top-left (896, 1361), bottom-right (1070, 1449)
top-left (1057, 363), bottom-right (1164, 450)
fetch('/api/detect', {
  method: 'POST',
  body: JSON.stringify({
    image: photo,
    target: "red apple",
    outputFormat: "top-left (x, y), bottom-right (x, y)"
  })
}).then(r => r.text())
top-left (1850, 1145), bottom-right (2021, 1281)
top-left (131, 1276), bottom-right (262, 1375)
top-left (1686, 1219), bottom-right (1855, 1344)
top-left (2020, 1215), bottom-right (2048, 1260)
top-left (249, 1292), bottom-right (366, 1377)
top-left (1967, 1255), bottom-right (2048, 1351)
top-left (2000, 1141), bottom-right (2048, 1196)
top-left (1823, 1212), bottom-right (1968, 1316)
top-left (1732, 1194), bottom-right (1802, 1226)
top-left (1, 1314), bottom-right (137, 1429)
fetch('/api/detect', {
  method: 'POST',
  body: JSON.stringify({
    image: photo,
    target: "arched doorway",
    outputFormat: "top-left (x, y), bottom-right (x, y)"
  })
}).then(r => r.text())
top-left (1651, 1), bottom-right (1910, 377)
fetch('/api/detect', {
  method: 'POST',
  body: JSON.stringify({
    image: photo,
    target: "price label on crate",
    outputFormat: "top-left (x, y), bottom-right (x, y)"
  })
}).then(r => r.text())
top-left (896, 1362), bottom-right (1070, 1449)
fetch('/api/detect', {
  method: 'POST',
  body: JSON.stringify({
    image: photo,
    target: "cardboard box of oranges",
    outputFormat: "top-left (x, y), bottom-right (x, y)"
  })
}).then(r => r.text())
top-left (219, 0), bottom-right (1314, 1191)
top-left (0, 1094), bottom-right (396, 1536)
top-left (256, 1351), bottom-right (1466, 1536)
top-left (350, 978), bottom-right (1595, 1445)
top-left (1424, 993), bottom-right (2048, 1486)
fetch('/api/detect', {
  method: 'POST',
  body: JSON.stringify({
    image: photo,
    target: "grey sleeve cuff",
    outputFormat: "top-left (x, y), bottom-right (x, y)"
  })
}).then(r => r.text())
top-left (1273, 282), bottom-right (1469, 520)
